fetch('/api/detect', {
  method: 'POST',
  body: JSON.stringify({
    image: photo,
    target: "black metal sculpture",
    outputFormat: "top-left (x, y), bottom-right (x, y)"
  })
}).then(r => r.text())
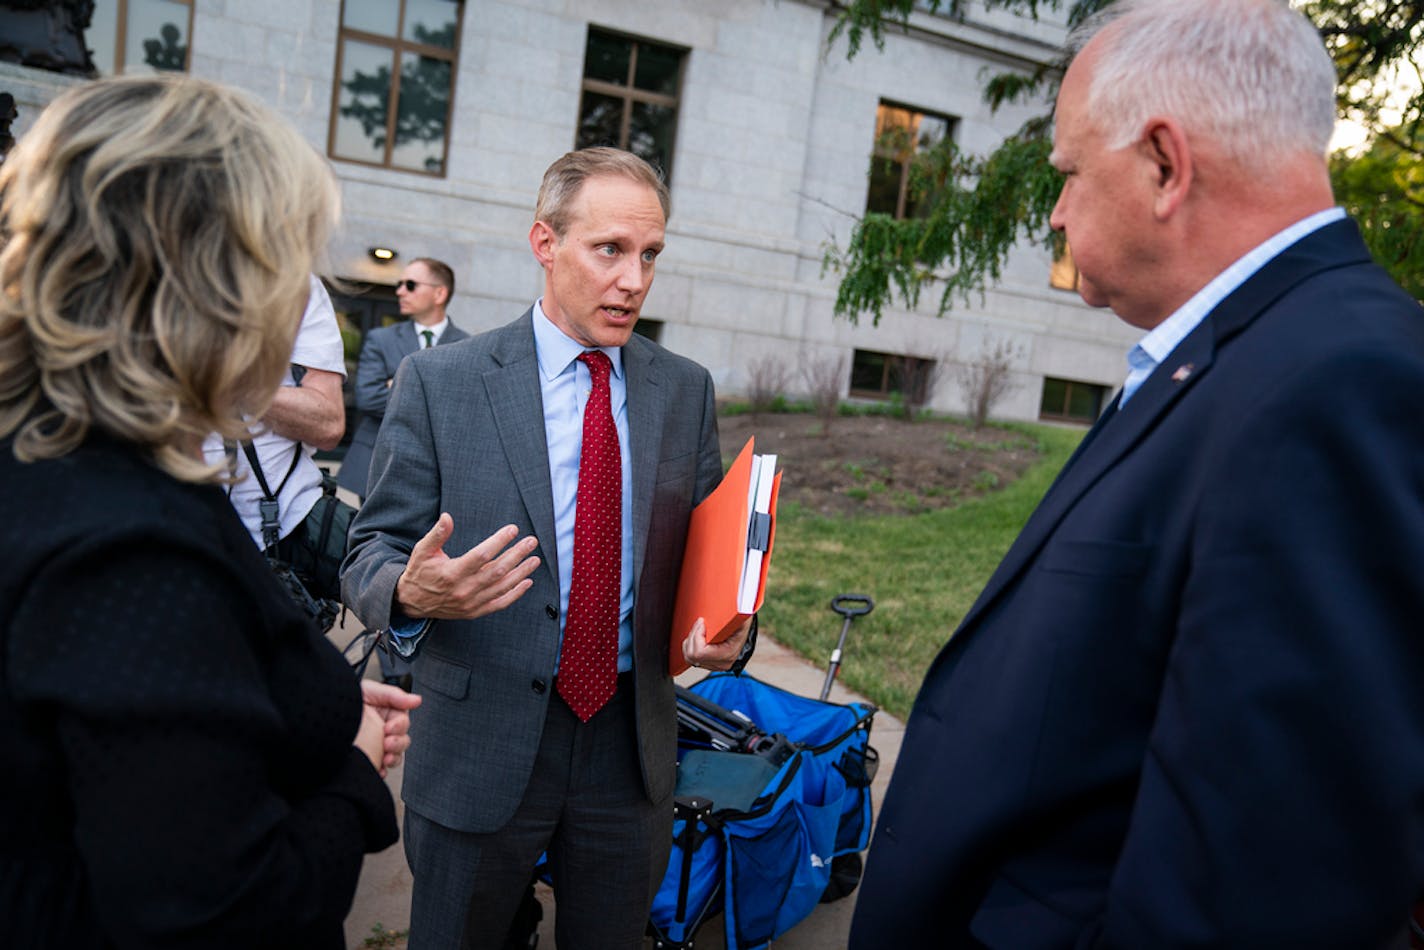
top-left (0, 0), bottom-right (97, 77)
top-left (0, 93), bottom-right (16, 163)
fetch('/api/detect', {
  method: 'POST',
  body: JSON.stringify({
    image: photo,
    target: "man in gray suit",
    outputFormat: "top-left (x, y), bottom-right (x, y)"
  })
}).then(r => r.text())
top-left (338, 257), bottom-right (470, 502)
top-left (342, 147), bottom-right (754, 949)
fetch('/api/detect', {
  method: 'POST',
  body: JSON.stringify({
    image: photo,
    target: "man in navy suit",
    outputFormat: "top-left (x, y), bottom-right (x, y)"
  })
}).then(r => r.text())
top-left (338, 256), bottom-right (470, 502)
top-left (850, 1), bottom-right (1424, 946)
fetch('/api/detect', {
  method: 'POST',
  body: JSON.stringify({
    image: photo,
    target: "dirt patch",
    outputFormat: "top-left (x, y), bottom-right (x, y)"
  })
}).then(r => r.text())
top-left (716, 410), bottom-right (1041, 517)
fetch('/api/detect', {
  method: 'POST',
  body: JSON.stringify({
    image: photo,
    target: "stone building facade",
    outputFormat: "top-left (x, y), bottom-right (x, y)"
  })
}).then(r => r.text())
top-left (1, 0), bottom-right (1136, 426)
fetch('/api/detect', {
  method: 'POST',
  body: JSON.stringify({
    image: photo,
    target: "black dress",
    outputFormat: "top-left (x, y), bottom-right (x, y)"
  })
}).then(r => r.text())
top-left (0, 435), bottom-right (398, 949)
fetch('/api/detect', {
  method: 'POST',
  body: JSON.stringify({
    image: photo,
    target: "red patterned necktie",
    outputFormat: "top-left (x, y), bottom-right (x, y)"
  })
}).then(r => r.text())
top-left (557, 350), bottom-right (621, 722)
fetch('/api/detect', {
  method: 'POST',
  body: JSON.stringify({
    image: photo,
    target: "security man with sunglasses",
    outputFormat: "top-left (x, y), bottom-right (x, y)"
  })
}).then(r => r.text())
top-left (340, 257), bottom-right (469, 502)
top-left (341, 257), bottom-right (469, 689)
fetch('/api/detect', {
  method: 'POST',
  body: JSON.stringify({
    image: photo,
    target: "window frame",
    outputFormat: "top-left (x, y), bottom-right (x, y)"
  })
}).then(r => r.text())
top-left (849, 348), bottom-right (935, 402)
top-left (866, 98), bottom-right (956, 220)
top-left (89, 0), bottom-right (195, 75)
top-left (576, 26), bottom-right (686, 183)
top-left (328, 0), bottom-right (464, 178)
top-left (1039, 376), bottom-right (1107, 424)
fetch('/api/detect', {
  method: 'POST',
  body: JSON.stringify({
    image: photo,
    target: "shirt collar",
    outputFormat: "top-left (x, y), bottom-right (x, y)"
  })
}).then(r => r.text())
top-left (532, 298), bottom-right (624, 381)
top-left (1136, 207), bottom-right (1347, 367)
top-left (415, 316), bottom-right (449, 343)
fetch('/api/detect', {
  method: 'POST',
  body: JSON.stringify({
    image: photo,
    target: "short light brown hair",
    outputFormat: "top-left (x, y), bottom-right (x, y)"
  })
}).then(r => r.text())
top-left (0, 75), bottom-right (339, 481)
top-left (411, 256), bottom-right (455, 297)
top-left (534, 147), bottom-right (670, 237)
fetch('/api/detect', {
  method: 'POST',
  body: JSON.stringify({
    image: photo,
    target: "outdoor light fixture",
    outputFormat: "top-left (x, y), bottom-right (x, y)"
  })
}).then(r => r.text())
top-left (369, 246), bottom-right (398, 262)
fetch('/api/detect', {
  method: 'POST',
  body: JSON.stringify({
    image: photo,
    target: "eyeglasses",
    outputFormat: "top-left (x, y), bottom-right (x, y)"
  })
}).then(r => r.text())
top-left (398, 279), bottom-right (440, 292)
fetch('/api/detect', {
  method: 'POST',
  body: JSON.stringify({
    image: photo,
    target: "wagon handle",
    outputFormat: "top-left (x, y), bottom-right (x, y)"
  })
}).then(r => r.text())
top-left (820, 594), bottom-right (874, 701)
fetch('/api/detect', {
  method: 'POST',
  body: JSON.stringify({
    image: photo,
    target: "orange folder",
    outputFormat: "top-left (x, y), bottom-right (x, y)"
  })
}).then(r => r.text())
top-left (670, 437), bottom-right (781, 675)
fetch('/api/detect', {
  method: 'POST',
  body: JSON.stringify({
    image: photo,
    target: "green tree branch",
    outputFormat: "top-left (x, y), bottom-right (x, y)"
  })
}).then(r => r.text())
top-left (825, 0), bottom-right (1424, 322)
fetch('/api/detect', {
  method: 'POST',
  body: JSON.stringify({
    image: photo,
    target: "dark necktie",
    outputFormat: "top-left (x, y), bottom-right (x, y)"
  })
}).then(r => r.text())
top-left (421, 329), bottom-right (434, 349)
top-left (557, 350), bottom-right (621, 721)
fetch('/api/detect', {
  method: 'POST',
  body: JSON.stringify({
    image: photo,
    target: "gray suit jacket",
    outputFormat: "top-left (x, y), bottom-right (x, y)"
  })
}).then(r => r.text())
top-left (341, 310), bottom-right (723, 833)
top-left (338, 318), bottom-right (469, 496)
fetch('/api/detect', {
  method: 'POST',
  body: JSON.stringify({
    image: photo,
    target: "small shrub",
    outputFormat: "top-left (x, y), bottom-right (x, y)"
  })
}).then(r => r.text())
top-left (888, 354), bottom-right (943, 420)
top-left (958, 337), bottom-right (1023, 429)
top-left (745, 354), bottom-right (792, 418)
top-left (799, 352), bottom-right (847, 435)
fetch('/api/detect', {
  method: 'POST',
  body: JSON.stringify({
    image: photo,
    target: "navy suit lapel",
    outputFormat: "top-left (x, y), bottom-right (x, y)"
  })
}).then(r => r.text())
top-left (483, 312), bottom-right (559, 586)
top-left (623, 336), bottom-right (665, 592)
top-left (954, 328), bottom-right (1215, 637)
top-left (951, 218), bottom-right (1371, 643)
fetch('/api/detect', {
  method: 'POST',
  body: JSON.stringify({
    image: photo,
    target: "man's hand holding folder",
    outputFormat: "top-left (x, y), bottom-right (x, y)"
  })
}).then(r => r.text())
top-left (671, 437), bottom-right (780, 675)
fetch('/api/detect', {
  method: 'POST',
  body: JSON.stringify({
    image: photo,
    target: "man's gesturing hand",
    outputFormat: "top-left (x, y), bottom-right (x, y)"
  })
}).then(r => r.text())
top-left (395, 514), bottom-right (540, 620)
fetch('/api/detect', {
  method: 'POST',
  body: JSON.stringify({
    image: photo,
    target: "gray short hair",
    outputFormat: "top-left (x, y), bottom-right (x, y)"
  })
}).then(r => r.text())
top-left (535, 147), bottom-right (670, 237)
top-left (1067, 0), bottom-right (1337, 172)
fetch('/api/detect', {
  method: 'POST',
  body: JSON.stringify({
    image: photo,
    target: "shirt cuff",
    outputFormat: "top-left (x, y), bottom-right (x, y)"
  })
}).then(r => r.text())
top-left (385, 614), bottom-right (433, 659)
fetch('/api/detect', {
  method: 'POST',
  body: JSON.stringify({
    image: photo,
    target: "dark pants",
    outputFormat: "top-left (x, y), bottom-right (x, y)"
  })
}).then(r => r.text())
top-left (404, 674), bottom-right (671, 950)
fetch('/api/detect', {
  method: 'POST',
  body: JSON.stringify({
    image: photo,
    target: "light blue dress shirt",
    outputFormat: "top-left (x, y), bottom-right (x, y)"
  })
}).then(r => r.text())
top-left (533, 300), bottom-right (636, 674)
top-left (1118, 207), bottom-right (1347, 407)
top-left (388, 305), bottom-right (637, 668)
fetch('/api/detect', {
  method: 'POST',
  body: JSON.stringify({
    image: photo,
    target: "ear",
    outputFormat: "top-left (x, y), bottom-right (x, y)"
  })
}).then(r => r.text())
top-left (529, 220), bottom-right (557, 269)
top-left (1141, 117), bottom-right (1192, 220)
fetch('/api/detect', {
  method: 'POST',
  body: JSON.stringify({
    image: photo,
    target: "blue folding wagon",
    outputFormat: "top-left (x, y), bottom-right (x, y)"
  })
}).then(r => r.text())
top-left (648, 671), bottom-right (879, 950)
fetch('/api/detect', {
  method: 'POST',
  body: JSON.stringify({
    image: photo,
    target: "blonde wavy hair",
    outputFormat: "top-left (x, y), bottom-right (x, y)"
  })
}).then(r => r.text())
top-left (0, 74), bottom-right (340, 481)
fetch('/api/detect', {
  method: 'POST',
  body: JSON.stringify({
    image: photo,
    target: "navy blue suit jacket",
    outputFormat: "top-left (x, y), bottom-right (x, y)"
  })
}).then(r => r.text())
top-left (851, 220), bottom-right (1424, 948)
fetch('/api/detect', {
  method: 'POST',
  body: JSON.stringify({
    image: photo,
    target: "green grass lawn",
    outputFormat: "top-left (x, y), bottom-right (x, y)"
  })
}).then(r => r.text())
top-left (758, 422), bottom-right (1084, 720)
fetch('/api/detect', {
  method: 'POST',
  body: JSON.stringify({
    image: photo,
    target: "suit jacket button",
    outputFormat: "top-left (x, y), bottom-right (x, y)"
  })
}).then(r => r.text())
top-left (545, 604), bottom-right (558, 619)
top-left (531, 679), bottom-right (547, 694)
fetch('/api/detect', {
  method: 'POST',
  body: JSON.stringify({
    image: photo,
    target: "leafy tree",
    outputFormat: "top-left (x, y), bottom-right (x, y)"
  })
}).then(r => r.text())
top-left (1307, 0), bottom-right (1424, 158)
top-left (1331, 129), bottom-right (1424, 299)
top-left (825, 0), bottom-right (1424, 322)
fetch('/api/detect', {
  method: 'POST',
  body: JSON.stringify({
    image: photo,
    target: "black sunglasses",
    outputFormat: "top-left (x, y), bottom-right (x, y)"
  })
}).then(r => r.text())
top-left (398, 279), bottom-right (440, 292)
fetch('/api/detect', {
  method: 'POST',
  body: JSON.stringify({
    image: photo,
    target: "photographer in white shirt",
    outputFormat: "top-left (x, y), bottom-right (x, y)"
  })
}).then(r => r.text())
top-left (202, 275), bottom-right (346, 549)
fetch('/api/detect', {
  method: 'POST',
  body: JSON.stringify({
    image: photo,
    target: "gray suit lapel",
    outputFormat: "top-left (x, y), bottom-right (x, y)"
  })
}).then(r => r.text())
top-left (624, 337), bottom-right (666, 593)
top-left (484, 312), bottom-right (559, 586)
top-left (395, 320), bottom-right (419, 357)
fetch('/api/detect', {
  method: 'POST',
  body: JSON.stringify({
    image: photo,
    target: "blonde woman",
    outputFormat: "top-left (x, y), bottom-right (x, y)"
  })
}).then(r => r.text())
top-left (0, 76), bottom-right (418, 948)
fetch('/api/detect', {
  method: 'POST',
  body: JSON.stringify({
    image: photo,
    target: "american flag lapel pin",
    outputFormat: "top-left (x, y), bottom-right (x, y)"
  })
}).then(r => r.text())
top-left (1171, 363), bottom-right (1195, 384)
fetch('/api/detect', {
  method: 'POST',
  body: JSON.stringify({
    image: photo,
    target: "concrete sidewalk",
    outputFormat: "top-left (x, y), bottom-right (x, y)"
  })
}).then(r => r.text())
top-left (332, 613), bottom-right (904, 950)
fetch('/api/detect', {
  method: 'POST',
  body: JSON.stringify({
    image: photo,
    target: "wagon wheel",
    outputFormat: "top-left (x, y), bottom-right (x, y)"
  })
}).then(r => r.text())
top-left (819, 852), bottom-right (864, 903)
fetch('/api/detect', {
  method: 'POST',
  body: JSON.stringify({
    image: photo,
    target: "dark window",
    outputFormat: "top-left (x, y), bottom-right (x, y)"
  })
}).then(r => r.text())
top-left (632, 319), bottom-right (663, 343)
top-left (86, 0), bottom-right (194, 75)
top-left (577, 28), bottom-right (684, 182)
top-left (330, 0), bottom-right (463, 176)
top-left (1039, 376), bottom-right (1107, 424)
top-left (866, 100), bottom-right (955, 219)
top-left (849, 348), bottom-right (934, 401)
